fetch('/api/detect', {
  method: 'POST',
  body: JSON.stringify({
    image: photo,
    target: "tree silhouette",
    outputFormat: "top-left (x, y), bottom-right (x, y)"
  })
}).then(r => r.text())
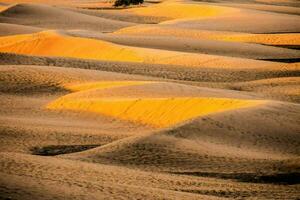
top-left (114, 0), bottom-right (143, 7)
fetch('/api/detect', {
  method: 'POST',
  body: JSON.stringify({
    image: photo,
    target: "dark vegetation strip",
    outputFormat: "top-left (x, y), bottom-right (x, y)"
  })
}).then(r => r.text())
top-left (263, 45), bottom-right (300, 50)
top-left (173, 171), bottom-right (300, 185)
top-left (260, 58), bottom-right (300, 63)
top-left (178, 189), bottom-right (253, 198)
top-left (30, 144), bottom-right (101, 156)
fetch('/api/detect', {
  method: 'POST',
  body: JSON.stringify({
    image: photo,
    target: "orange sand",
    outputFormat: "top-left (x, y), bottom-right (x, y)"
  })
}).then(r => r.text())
top-left (115, 26), bottom-right (300, 45)
top-left (48, 96), bottom-right (264, 128)
top-left (47, 81), bottom-right (265, 127)
top-left (64, 81), bottom-right (153, 92)
top-left (127, 2), bottom-right (238, 20)
top-left (0, 31), bottom-right (277, 69)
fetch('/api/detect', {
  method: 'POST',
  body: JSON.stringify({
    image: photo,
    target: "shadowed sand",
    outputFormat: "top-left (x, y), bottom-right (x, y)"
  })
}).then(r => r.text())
top-left (1, 64), bottom-right (299, 200)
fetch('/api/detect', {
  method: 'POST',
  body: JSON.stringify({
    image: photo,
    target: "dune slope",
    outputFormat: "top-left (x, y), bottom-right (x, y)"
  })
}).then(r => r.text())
top-left (0, 0), bottom-right (299, 199)
top-left (0, 30), bottom-right (288, 69)
top-left (0, 3), bottom-right (133, 31)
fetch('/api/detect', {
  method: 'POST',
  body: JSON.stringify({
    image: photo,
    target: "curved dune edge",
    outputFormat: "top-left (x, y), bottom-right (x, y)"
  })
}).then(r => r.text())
top-left (63, 81), bottom-right (154, 92)
top-left (0, 31), bottom-right (143, 63)
top-left (47, 97), bottom-right (265, 128)
top-left (114, 26), bottom-right (300, 46)
top-left (126, 2), bottom-right (239, 20)
top-left (47, 81), bottom-right (266, 128)
top-left (219, 34), bottom-right (300, 46)
top-left (0, 30), bottom-right (280, 69)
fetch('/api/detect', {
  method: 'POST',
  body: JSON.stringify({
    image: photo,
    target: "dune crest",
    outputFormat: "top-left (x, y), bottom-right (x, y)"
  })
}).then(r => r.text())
top-left (0, 30), bottom-right (283, 68)
top-left (64, 81), bottom-right (153, 92)
top-left (47, 81), bottom-right (265, 127)
top-left (48, 97), bottom-right (265, 128)
top-left (1, 0), bottom-right (300, 199)
top-left (115, 25), bottom-right (300, 46)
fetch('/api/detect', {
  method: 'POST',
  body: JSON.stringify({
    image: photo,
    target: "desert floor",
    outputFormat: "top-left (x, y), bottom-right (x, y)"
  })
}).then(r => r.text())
top-left (0, 0), bottom-right (300, 199)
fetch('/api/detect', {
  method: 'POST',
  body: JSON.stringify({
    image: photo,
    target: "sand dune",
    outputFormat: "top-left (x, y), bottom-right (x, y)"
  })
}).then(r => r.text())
top-left (0, 65), bottom-right (157, 94)
top-left (0, 30), bottom-right (289, 69)
top-left (65, 81), bottom-right (153, 92)
top-left (115, 24), bottom-right (300, 46)
top-left (73, 8), bottom-right (168, 24)
top-left (48, 96), bottom-right (264, 128)
top-left (68, 30), bottom-right (300, 59)
top-left (220, 2), bottom-right (300, 15)
top-left (162, 9), bottom-right (300, 33)
top-left (1, 52), bottom-right (299, 93)
top-left (0, 152), bottom-right (221, 200)
top-left (126, 2), bottom-right (239, 20)
top-left (62, 100), bottom-right (300, 174)
top-left (0, 22), bottom-right (42, 36)
top-left (0, 0), bottom-right (299, 199)
top-left (43, 75), bottom-right (264, 128)
top-left (1, 64), bottom-right (299, 199)
top-left (0, 3), bottom-right (134, 31)
top-left (5, 152), bottom-right (299, 200)
top-left (229, 77), bottom-right (300, 102)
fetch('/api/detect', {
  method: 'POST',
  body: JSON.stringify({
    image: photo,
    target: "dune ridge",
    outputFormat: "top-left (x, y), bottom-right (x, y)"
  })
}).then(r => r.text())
top-left (47, 80), bottom-right (265, 127)
top-left (0, 3), bottom-right (134, 31)
top-left (66, 30), bottom-right (300, 60)
top-left (64, 81), bottom-right (153, 92)
top-left (115, 25), bottom-right (300, 46)
top-left (0, 30), bottom-right (287, 69)
top-left (0, 0), bottom-right (299, 199)
top-left (1, 64), bottom-right (299, 199)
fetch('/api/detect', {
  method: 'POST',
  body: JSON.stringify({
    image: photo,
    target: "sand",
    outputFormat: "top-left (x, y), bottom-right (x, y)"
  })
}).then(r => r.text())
top-left (0, 0), bottom-right (299, 199)
top-left (0, 22), bottom-right (42, 36)
top-left (68, 30), bottom-right (300, 60)
top-left (126, 2), bottom-right (239, 20)
top-left (0, 3), bottom-right (134, 31)
top-left (115, 25), bottom-right (300, 46)
top-left (47, 80), bottom-right (264, 127)
top-left (0, 30), bottom-right (293, 69)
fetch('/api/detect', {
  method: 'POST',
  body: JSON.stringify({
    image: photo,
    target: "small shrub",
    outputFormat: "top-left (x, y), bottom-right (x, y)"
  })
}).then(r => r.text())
top-left (114, 0), bottom-right (143, 7)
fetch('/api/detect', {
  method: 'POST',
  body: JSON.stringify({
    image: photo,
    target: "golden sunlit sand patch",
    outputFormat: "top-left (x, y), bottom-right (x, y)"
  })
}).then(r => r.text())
top-left (115, 25), bottom-right (300, 46)
top-left (126, 2), bottom-right (238, 20)
top-left (47, 81), bottom-right (265, 128)
top-left (48, 96), bottom-right (264, 128)
top-left (0, 31), bottom-right (279, 68)
top-left (0, 31), bottom-right (143, 62)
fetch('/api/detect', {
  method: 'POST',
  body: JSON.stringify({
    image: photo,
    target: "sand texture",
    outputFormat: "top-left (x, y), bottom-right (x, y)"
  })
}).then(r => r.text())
top-left (0, 0), bottom-right (299, 199)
